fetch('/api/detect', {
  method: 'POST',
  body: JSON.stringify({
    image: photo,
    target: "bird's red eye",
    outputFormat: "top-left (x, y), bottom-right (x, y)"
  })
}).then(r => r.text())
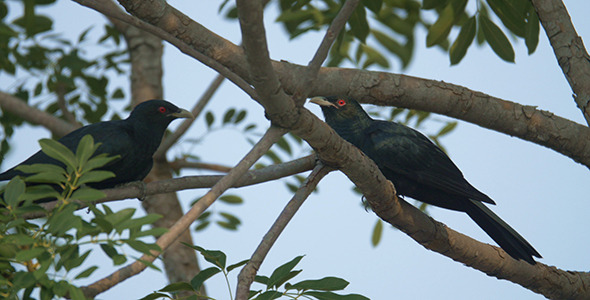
top-left (337, 99), bottom-right (346, 106)
top-left (158, 106), bottom-right (167, 113)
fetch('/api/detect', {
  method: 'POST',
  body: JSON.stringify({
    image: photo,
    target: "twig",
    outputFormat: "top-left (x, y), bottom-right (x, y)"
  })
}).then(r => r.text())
top-left (293, 0), bottom-right (360, 104)
top-left (74, 0), bottom-right (258, 101)
top-left (0, 91), bottom-right (77, 137)
top-left (23, 154), bottom-right (315, 219)
top-left (154, 74), bottom-right (225, 160)
top-left (235, 163), bottom-right (332, 299)
top-left (169, 159), bottom-right (233, 173)
top-left (56, 83), bottom-right (79, 125)
top-left (530, 0), bottom-right (590, 126)
top-left (80, 126), bottom-right (287, 298)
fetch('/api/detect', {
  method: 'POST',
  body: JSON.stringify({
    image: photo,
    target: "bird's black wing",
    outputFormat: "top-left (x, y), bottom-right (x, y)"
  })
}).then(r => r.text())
top-left (363, 120), bottom-right (493, 204)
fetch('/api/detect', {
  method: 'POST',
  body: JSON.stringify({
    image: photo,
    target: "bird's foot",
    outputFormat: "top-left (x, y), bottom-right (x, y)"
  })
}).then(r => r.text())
top-left (117, 181), bottom-right (148, 201)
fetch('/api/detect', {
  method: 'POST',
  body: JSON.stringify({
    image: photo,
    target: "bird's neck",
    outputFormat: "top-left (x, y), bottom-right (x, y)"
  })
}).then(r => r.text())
top-left (329, 114), bottom-right (373, 148)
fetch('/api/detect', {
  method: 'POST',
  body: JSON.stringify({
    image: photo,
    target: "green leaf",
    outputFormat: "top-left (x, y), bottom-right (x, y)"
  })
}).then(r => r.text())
top-left (480, 15), bottom-right (515, 62)
top-left (13, 14), bottom-right (53, 36)
top-left (426, 4), bottom-right (454, 47)
top-left (83, 154), bottom-right (119, 172)
top-left (218, 195), bottom-right (243, 204)
top-left (371, 219), bottom-right (383, 247)
top-left (227, 259), bottom-right (249, 272)
top-left (15, 247), bottom-right (45, 261)
top-left (450, 16), bottom-right (476, 65)
top-left (234, 110), bottom-right (247, 124)
top-left (3, 177), bottom-right (25, 207)
top-left (255, 290), bottom-right (282, 300)
top-left (190, 267), bottom-right (221, 291)
top-left (39, 138), bottom-right (77, 171)
top-left (75, 135), bottom-right (98, 167)
top-left (126, 240), bottom-right (159, 255)
top-left (205, 111), bottom-right (214, 128)
top-left (76, 170), bottom-right (115, 186)
top-left (276, 137), bottom-right (292, 155)
top-left (348, 6), bottom-right (369, 43)
top-left (70, 188), bottom-right (106, 201)
top-left (184, 244), bottom-right (227, 269)
top-left (525, 6), bottom-right (539, 54)
top-left (23, 171), bottom-right (67, 184)
top-left (68, 285), bottom-right (86, 300)
top-left (371, 30), bottom-right (411, 68)
top-left (268, 255), bottom-right (304, 288)
top-left (75, 266), bottom-right (98, 279)
top-left (223, 108), bottom-right (236, 124)
top-left (159, 281), bottom-right (195, 293)
top-left (139, 292), bottom-right (172, 300)
top-left (16, 163), bottom-right (65, 175)
top-left (486, 0), bottom-right (525, 37)
top-left (422, 0), bottom-right (445, 10)
top-left (437, 121), bottom-right (458, 137)
top-left (288, 277), bottom-right (349, 291)
top-left (303, 291), bottom-right (370, 300)
top-left (362, 0), bottom-right (382, 14)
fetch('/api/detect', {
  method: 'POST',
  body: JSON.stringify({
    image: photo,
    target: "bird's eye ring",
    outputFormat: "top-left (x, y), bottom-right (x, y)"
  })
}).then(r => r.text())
top-left (337, 99), bottom-right (346, 106)
top-left (158, 106), bottom-right (167, 113)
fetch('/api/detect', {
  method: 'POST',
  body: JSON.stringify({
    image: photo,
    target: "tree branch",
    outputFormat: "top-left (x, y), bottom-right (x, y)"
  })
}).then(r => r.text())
top-left (90, 0), bottom-right (590, 168)
top-left (236, 163), bottom-right (332, 299)
top-left (24, 155), bottom-right (315, 219)
top-left (0, 91), bottom-right (77, 137)
top-left (293, 0), bottom-right (360, 104)
top-left (169, 159), bottom-right (233, 173)
top-left (531, 0), bottom-right (590, 125)
top-left (81, 126), bottom-right (287, 298)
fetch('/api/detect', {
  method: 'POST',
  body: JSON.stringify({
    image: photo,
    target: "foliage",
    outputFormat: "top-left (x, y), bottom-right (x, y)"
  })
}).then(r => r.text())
top-left (222, 0), bottom-right (539, 69)
top-left (141, 246), bottom-right (369, 300)
top-left (0, 135), bottom-right (165, 299)
top-left (0, 0), bottom-right (128, 165)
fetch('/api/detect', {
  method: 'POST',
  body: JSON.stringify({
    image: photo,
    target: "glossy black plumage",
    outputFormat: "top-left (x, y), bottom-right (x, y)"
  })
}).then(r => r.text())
top-left (311, 96), bottom-right (541, 264)
top-left (0, 100), bottom-right (193, 191)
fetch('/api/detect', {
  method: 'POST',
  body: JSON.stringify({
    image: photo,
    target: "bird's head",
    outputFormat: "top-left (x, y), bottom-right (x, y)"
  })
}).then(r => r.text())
top-left (309, 96), bottom-right (371, 126)
top-left (128, 100), bottom-right (194, 125)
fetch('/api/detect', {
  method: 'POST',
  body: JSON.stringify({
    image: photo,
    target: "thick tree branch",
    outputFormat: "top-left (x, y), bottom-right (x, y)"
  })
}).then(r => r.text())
top-left (293, 0), bottom-right (360, 103)
top-left (0, 91), bottom-right (77, 137)
top-left (236, 163), bottom-right (332, 299)
top-left (26, 154), bottom-right (314, 216)
top-left (88, 0), bottom-right (590, 168)
top-left (81, 126), bottom-right (287, 298)
top-left (531, 0), bottom-right (590, 125)
top-left (169, 159), bottom-right (233, 173)
top-left (77, 1), bottom-right (590, 298)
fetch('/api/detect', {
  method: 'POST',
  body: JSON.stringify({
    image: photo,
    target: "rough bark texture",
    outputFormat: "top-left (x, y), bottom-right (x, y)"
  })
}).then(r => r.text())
top-left (112, 16), bottom-right (205, 297)
top-left (531, 0), bottom-right (590, 125)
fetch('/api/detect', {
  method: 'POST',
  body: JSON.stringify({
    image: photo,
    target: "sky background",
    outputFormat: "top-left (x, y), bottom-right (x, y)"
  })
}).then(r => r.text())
top-left (1, 1), bottom-right (589, 299)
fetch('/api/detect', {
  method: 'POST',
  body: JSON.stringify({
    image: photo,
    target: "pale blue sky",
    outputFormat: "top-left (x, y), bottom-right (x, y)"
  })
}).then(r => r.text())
top-left (2, 1), bottom-right (589, 299)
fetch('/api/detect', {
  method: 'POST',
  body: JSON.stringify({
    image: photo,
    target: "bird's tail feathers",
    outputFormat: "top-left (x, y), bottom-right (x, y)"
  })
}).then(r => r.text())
top-left (465, 200), bottom-right (541, 264)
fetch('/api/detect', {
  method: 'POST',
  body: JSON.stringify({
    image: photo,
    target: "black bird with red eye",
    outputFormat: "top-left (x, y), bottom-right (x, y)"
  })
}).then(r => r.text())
top-left (0, 100), bottom-right (193, 194)
top-left (310, 95), bottom-right (541, 264)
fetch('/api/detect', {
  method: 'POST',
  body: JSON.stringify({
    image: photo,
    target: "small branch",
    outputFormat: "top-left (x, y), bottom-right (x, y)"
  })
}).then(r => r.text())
top-left (80, 126), bottom-right (287, 298)
top-left (23, 154), bottom-right (315, 219)
top-left (236, 163), bottom-right (332, 299)
top-left (235, 0), bottom-right (299, 127)
top-left (56, 83), bottom-right (78, 125)
top-left (293, 0), bottom-right (360, 104)
top-left (169, 159), bottom-right (233, 173)
top-left (0, 91), bottom-right (77, 137)
top-left (75, 0), bottom-right (258, 100)
top-left (154, 74), bottom-right (225, 160)
top-left (531, 0), bottom-right (590, 126)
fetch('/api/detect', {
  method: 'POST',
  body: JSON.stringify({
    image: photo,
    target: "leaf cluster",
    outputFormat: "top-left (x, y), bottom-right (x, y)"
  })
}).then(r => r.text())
top-left (142, 247), bottom-right (368, 300)
top-left (0, 136), bottom-right (165, 299)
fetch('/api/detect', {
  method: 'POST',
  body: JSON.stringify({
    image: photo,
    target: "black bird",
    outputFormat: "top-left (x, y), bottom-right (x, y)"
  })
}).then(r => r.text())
top-left (0, 100), bottom-right (193, 192)
top-left (310, 96), bottom-right (541, 264)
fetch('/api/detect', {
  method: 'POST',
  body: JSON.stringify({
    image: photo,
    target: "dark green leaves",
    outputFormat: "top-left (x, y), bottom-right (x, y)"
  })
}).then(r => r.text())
top-left (480, 14), bottom-right (515, 62)
top-left (426, 4), bottom-right (454, 47)
top-left (450, 17), bottom-right (476, 65)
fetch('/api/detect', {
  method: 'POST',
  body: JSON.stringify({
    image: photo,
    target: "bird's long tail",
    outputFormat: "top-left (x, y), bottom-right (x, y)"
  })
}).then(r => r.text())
top-left (464, 200), bottom-right (541, 264)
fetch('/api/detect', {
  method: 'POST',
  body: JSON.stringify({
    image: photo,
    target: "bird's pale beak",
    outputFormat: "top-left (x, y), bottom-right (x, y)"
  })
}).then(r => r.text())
top-left (309, 96), bottom-right (338, 108)
top-left (170, 109), bottom-right (194, 119)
